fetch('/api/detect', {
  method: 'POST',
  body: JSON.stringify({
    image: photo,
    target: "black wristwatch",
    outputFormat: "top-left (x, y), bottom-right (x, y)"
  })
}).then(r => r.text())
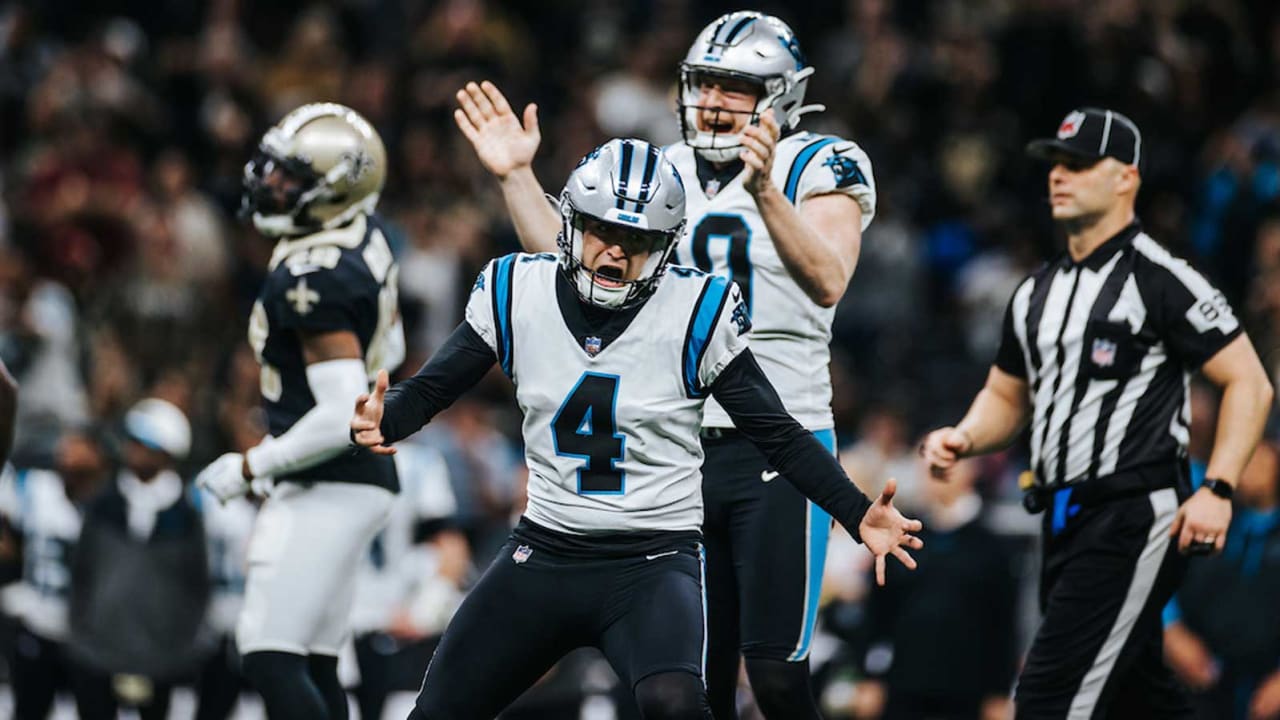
top-left (1202, 477), bottom-right (1234, 500)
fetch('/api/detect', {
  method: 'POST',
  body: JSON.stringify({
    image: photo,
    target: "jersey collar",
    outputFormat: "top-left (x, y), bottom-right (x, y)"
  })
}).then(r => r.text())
top-left (1065, 219), bottom-right (1141, 272)
top-left (268, 214), bottom-right (367, 271)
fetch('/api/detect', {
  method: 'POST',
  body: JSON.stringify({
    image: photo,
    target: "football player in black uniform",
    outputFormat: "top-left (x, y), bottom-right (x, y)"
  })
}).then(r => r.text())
top-left (196, 103), bottom-right (403, 720)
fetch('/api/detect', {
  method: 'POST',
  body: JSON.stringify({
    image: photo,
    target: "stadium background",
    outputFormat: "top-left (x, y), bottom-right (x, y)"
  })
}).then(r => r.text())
top-left (1, 0), bottom-right (1279, 717)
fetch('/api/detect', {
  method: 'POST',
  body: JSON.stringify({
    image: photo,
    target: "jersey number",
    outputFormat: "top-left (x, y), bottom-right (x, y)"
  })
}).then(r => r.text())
top-left (690, 214), bottom-right (753, 311)
top-left (553, 373), bottom-right (625, 494)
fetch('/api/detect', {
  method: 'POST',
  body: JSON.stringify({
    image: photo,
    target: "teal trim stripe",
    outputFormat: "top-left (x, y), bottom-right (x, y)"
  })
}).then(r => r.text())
top-left (683, 276), bottom-right (731, 397)
top-left (784, 137), bottom-right (839, 204)
top-left (493, 254), bottom-right (516, 376)
top-left (788, 428), bottom-right (836, 662)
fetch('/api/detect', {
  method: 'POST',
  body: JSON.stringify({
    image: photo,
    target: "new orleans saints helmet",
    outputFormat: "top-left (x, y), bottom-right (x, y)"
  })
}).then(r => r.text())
top-left (558, 138), bottom-right (686, 310)
top-left (242, 103), bottom-right (386, 237)
top-left (678, 12), bottom-right (820, 163)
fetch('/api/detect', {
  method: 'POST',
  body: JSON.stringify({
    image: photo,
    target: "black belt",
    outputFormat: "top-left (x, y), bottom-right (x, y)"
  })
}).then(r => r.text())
top-left (1022, 461), bottom-right (1186, 514)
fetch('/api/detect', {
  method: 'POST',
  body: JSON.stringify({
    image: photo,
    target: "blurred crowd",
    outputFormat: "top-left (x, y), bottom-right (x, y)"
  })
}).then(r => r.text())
top-left (1, 0), bottom-right (1280, 718)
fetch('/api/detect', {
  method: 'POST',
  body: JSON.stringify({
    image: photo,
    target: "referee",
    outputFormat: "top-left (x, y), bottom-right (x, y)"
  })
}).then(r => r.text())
top-left (922, 107), bottom-right (1275, 719)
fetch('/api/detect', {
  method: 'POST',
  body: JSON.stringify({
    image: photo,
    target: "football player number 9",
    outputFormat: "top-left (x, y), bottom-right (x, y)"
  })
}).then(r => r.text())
top-left (689, 214), bottom-right (753, 312)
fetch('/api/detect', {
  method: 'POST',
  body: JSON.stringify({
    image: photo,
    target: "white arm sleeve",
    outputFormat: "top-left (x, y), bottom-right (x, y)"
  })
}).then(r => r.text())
top-left (245, 358), bottom-right (369, 478)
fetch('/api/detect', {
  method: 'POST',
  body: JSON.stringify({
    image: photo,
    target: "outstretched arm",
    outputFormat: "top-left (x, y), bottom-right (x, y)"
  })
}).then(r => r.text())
top-left (710, 350), bottom-right (923, 585)
top-left (351, 321), bottom-right (497, 452)
top-left (455, 81), bottom-right (561, 252)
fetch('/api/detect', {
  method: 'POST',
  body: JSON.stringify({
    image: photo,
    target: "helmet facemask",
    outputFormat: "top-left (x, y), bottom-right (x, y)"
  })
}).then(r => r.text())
top-left (677, 12), bottom-right (823, 163)
top-left (558, 198), bottom-right (683, 310)
top-left (241, 104), bottom-right (386, 238)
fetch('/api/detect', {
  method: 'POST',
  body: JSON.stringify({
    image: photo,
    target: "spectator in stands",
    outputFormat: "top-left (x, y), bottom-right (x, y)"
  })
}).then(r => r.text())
top-left (0, 428), bottom-right (108, 720)
top-left (1164, 438), bottom-right (1280, 720)
top-left (853, 460), bottom-right (1018, 720)
top-left (68, 398), bottom-right (210, 720)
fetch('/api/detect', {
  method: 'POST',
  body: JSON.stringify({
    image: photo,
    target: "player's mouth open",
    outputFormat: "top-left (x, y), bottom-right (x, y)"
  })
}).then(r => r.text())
top-left (592, 265), bottom-right (626, 288)
top-left (703, 116), bottom-right (735, 133)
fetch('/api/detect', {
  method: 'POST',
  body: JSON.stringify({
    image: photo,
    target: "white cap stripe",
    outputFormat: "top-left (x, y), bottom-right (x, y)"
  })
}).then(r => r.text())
top-left (1100, 110), bottom-right (1113, 156)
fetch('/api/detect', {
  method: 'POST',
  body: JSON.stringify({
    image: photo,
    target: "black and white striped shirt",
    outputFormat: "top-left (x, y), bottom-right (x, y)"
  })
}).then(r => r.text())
top-left (995, 222), bottom-right (1242, 488)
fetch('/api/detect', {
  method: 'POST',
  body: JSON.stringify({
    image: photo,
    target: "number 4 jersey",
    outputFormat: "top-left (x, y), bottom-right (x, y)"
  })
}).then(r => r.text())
top-left (249, 213), bottom-right (401, 490)
top-left (665, 133), bottom-right (876, 430)
top-left (465, 254), bottom-right (750, 534)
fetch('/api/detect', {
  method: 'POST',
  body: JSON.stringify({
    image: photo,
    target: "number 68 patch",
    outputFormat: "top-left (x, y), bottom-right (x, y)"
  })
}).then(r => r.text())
top-left (1185, 292), bottom-right (1237, 335)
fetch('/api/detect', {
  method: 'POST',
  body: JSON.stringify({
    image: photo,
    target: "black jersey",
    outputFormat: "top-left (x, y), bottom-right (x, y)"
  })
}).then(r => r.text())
top-left (248, 214), bottom-right (399, 491)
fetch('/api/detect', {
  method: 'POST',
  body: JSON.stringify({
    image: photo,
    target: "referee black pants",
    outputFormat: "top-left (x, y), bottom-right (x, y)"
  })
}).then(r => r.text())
top-left (1015, 485), bottom-right (1193, 719)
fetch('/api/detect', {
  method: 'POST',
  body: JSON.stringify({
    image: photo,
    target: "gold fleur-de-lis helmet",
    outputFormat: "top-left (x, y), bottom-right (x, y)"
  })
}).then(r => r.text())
top-left (241, 103), bottom-right (387, 237)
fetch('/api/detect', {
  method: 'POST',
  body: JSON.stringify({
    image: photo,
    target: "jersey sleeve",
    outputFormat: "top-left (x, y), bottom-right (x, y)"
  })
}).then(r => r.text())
top-left (687, 277), bottom-right (751, 395)
top-left (791, 138), bottom-right (877, 230)
top-left (994, 294), bottom-right (1028, 378)
top-left (463, 259), bottom-right (500, 354)
top-left (1141, 255), bottom-right (1243, 368)
top-left (269, 263), bottom-right (369, 334)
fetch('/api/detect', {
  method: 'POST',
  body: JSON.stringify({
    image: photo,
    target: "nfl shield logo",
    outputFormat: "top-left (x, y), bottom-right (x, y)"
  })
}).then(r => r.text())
top-left (512, 544), bottom-right (533, 564)
top-left (1058, 110), bottom-right (1087, 139)
top-left (1091, 338), bottom-right (1117, 368)
top-left (584, 336), bottom-right (603, 357)
top-left (705, 179), bottom-right (721, 198)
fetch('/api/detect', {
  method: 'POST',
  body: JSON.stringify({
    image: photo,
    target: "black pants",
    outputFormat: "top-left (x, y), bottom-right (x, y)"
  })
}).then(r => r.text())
top-left (353, 631), bottom-right (439, 720)
top-left (1015, 485), bottom-right (1193, 719)
top-left (412, 521), bottom-right (707, 718)
top-left (195, 634), bottom-right (247, 720)
top-left (10, 626), bottom-right (71, 720)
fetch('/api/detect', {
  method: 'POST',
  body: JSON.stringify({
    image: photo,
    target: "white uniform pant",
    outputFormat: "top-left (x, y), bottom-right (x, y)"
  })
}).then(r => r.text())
top-left (236, 481), bottom-right (394, 657)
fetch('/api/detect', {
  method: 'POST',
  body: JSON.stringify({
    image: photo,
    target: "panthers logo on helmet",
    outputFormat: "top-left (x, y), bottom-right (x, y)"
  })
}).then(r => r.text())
top-left (823, 154), bottom-right (867, 189)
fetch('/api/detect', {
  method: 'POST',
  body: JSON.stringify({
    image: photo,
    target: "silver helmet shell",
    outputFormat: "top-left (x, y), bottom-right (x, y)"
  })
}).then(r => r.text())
top-left (558, 139), bottom-right (686, 310)
top-left (678, 12), bottom-right (818, 163)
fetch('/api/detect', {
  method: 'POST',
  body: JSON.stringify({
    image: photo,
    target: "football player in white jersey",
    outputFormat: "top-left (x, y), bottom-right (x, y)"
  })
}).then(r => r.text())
top-left (348, 139), bottom-right (915, 720)
top-left (194, 103), bottom-right (403, 720)
top-left (452, 11), bottom-right (874, 716)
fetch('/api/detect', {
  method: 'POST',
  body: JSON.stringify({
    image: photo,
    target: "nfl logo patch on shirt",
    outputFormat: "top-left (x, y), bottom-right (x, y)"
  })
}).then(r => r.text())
top-left (584, 336), bottom-right (603, 357)
top-left (1091, 338), bottom-right (1117, 367)
top-left (512, 544), bottom-right (533, 564)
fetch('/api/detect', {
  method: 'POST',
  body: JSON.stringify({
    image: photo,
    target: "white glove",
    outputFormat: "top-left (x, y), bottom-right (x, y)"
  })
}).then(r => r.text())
top-left (196, 452), bottom-right (273, 504)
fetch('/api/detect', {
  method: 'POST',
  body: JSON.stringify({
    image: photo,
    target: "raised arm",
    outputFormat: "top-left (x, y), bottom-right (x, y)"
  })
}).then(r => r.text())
top-left (739, 110), bottom-right (873, 307)
top-left (454, 81), bottom-right (561, 252)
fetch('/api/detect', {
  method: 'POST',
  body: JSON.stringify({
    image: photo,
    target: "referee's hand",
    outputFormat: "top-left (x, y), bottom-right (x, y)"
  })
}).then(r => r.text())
top-left (921, 426), bottom-right (973, 479)
top-left (1170, 486), bottom-right (1232, 555)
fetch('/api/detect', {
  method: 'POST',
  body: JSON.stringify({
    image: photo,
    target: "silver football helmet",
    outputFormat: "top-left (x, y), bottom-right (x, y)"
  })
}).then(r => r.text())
top-left (242, 103), bottom-right (387, 237)
top-left (558, 139), bottom-right (686, 310)
top-left (678, 12), bottom-right (821, 163)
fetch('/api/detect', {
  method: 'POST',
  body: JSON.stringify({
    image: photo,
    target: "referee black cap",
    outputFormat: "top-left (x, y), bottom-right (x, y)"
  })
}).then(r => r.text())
top-left (1026, 108), bottom-right (1142, 167)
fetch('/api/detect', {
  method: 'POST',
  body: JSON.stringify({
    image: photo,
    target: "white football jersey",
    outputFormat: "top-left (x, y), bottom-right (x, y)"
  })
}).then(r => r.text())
top-left (466, 253), bottom-right (750, 534)
top-left (0, 465), bottom-right (83, 640)
top-left (666, 132), bottom-right (876, 429)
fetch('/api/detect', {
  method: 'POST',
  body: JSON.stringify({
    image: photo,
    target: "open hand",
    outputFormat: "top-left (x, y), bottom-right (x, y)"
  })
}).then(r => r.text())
top-left (858, 477), bottom-right (925, 586)
top-left (351, 369), bottom-right (395, 456)
top-left (454, 81), bottom-right (541, 180)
